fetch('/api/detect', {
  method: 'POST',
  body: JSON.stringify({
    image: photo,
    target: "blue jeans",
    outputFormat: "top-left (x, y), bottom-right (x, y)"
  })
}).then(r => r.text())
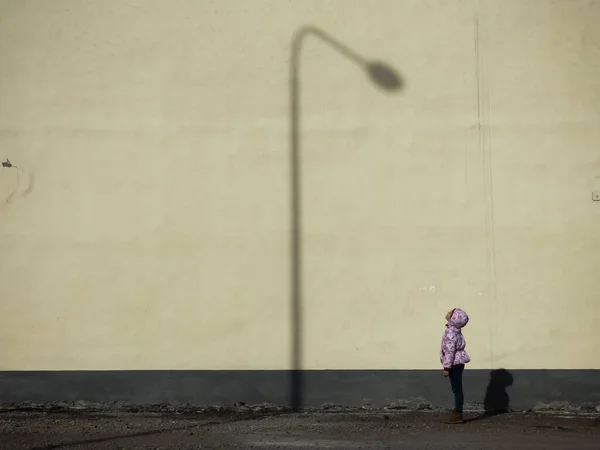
top-left (449, 364), bottom-right (465, 413)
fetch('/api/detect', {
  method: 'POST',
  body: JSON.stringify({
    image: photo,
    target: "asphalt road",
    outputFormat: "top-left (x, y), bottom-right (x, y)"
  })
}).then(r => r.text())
top-left (1, 410), bottom-right (599, 449)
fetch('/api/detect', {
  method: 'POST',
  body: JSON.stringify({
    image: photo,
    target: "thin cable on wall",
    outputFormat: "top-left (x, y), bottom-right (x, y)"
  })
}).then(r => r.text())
top-left (0, 159), bottom-right (30, 212)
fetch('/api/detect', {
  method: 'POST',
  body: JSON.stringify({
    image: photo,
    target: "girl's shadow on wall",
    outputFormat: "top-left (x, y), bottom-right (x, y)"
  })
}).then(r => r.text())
top-left (466, 368), bottom-right (514, 423)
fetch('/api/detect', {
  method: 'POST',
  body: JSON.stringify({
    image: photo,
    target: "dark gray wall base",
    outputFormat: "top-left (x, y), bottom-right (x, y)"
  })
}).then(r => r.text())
top-left (1, 370), bottom-right (599, 411)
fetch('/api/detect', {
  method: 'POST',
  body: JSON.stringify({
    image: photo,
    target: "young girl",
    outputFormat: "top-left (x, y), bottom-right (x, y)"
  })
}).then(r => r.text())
top-left (440, 308), bottom-right (470, 424)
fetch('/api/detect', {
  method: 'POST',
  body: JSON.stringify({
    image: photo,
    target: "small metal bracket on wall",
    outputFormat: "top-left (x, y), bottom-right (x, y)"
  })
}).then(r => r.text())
top-left (2, 159), bottom-right (14, 168)
top-left (593, 191), bottom-right (600, 202)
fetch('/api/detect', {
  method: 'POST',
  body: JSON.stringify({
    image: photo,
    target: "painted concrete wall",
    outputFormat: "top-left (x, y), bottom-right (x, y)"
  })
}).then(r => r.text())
top-left (0, 0), bottom-right (599, 373)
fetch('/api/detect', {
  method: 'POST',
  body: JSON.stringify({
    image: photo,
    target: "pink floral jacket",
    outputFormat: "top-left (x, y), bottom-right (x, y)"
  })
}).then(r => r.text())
top-left (440, 308), bottom-right (471, 370)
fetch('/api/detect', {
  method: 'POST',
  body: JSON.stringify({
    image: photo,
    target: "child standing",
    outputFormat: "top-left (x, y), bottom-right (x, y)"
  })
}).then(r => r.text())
top-left (440, 308), bottom-right (470, 424)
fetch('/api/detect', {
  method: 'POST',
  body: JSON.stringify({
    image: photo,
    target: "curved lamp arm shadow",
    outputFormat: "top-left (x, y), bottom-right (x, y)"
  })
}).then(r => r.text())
top-left (291, 26), bottom-right (404, 91)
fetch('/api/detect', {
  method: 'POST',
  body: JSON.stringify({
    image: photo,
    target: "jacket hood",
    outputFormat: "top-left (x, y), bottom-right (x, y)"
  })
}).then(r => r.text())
top-left (448, 308), bottom-right (469, 329)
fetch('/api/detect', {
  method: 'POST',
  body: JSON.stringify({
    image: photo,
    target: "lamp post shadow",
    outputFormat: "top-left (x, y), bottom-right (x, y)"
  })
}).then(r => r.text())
top-left (289, 26), bottom-right (404, 411)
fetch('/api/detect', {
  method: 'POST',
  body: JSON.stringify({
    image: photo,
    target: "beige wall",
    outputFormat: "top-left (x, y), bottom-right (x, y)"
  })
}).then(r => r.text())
top-left (0, 0), bottom-right (599, 371)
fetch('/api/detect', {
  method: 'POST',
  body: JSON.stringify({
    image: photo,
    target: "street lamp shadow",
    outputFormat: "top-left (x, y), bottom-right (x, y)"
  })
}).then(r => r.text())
top-left (289, 25), bottom-right (405, 411)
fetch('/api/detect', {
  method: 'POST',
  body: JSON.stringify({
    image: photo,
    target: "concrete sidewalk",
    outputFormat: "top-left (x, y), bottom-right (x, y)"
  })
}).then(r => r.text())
top-left (1, 410), bottom-right (599, 449)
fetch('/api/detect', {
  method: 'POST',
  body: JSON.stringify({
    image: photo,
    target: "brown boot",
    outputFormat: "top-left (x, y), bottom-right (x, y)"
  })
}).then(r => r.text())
top-left (444, 410), bottom-right (464, 424)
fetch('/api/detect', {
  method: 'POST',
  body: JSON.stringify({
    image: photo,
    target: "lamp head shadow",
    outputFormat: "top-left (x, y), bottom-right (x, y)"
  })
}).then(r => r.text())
top-left (366, 61), bottom-right (403, 91)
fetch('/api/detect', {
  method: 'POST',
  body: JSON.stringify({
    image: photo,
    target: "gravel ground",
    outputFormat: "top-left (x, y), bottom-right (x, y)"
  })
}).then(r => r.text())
top-left (1, 410), bottom-right (599, 450)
